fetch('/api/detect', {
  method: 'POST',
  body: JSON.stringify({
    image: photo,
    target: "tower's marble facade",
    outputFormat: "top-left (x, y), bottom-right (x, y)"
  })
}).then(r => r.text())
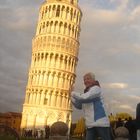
top-left (21, 0), bottom-right (82, 131)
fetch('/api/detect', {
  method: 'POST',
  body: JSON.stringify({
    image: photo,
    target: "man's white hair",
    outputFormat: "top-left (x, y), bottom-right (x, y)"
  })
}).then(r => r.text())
top-left (84, 72), bottom-right (95, 80)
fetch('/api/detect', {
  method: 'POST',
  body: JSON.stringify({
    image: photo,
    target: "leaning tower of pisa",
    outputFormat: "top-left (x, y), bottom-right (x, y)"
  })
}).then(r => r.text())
top-left (21, 0), bottom-right (82, 132)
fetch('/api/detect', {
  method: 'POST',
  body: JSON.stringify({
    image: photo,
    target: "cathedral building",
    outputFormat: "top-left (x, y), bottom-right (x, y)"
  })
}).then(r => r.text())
top-left (21, 0), bottom-right (82, 132)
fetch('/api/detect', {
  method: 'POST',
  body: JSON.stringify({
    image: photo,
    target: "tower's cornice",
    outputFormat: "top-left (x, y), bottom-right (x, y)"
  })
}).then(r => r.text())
top-left (41, 0), bottom-right (82, 15)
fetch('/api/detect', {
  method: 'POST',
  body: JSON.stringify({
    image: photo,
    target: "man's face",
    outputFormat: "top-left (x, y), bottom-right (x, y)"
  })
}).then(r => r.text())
top-left (83, 74), bottom-right (95, 88)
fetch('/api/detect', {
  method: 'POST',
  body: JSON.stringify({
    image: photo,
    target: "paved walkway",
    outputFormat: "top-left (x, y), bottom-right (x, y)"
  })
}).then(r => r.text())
top-left (47, 137), bottom-right (84, 140)
top-left (70, 137), bottom-right (84, 140)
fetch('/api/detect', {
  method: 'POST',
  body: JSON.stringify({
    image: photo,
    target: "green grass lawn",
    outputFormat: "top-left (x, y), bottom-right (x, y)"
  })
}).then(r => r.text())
top-left (0, 135), bottom-right (16, 140)
top-left (0, 135), bottom-right (35, 140)
top-left (0, 135), bottom-right (83, 140)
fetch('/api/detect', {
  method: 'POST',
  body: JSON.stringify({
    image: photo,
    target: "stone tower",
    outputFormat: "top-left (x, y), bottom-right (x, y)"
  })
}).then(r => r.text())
top-left (21, 0), bottom-right (82, 132)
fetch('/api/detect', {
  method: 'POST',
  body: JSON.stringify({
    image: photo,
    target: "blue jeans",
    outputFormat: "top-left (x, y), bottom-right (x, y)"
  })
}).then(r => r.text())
top-left (86, 127), bottom-right (111, 140)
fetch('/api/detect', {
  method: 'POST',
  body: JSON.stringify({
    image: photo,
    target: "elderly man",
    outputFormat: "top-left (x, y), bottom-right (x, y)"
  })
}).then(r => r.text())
top-left (71, 72), bottom-right (111, 140)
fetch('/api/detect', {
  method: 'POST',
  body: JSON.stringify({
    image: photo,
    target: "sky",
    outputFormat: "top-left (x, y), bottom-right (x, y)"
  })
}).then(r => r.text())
top-left (0, 0), bottom-right (140, 122)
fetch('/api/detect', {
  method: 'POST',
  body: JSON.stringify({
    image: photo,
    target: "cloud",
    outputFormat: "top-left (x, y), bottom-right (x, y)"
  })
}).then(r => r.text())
top-left (92, 10), bottom-right (123, 25)
top-left (128, 94), bottom-right (140, 100)
top-left (0, 7), bottom-right (36, 31)
top-left (118, 104), bottom-right (135, 114)
top-left (105, 83), bottom-right (128, 89)
top-left (128, 5), bottom-right (140, 33)
top-left (116, 0), bottom-right (129, 11)
top-left (8, 8), bottom-right (34, 30)
top-left (119, 104), bottom-right (133, 110)
top-left (130, 5), bottom-right (140, 20)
